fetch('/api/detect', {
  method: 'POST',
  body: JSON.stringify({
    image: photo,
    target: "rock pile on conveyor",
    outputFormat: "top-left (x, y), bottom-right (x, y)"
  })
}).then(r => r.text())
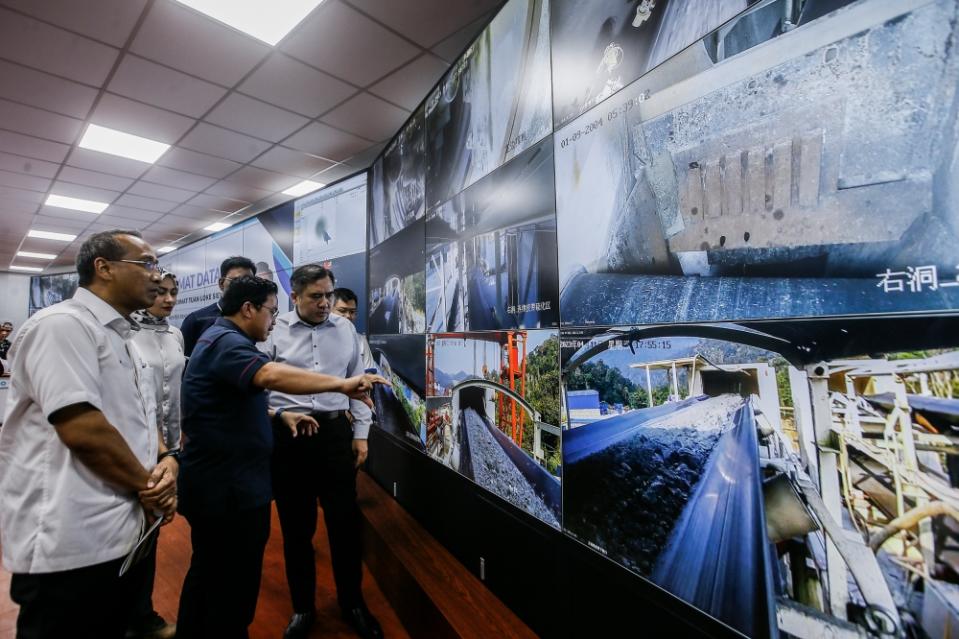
top-left (564, 395), bottom-right (742, 576)
top-left (463, 408), bottom-right (560, 527)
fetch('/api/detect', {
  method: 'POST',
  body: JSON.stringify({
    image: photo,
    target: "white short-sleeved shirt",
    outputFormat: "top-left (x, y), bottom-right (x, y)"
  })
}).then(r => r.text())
top-left (0, 287), bottom-right (158, 574)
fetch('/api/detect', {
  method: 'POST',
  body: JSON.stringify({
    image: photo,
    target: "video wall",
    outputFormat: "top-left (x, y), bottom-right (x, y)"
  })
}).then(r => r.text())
top-left (36, 0), bottom-right (959, 636)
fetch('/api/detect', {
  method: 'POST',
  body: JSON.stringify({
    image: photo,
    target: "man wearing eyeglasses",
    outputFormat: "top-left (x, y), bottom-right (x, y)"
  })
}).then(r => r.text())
top-left (176, 275), bottom-right (388, 639)
top-left (332, 288), bottom-right (375, 371)
top-left (0, 230), bottom-right (178, 638)
top-left (180, 256), bottom-right (257, 356)
top-left (261, 264), bottom-right (383, 639)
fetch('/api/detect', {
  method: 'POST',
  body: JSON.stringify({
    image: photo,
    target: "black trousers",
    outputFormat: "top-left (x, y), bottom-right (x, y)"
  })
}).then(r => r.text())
top-left (176, 504), bottom-right (271, 639)
top-left (272, 413), bottom-right (363, 614)
top-left (10, 554), bottom-right (146, 639)
top-left (128, 539), bottom-right (158, 629)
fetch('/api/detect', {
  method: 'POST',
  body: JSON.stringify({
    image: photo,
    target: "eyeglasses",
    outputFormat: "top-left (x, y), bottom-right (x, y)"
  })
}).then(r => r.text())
top-left (305, 292), bottom-right (336, 302)
top-left (259, 303), bottom-right (280, 318)
top-left (112, 259), bottom-right (160, 272)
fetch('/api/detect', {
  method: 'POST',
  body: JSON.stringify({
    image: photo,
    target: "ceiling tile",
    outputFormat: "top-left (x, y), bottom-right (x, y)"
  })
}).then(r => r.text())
top-left (114, 193), bottom-right (177, 213)
top-left (130, 1), bottom-right (269, 86)
top-left (0, 130), bottom-right (70, 163)
top-left (0, 198), bottom-right (40, 216)
top-left (204, 93), bottom-right (310, 143)
top-left (185, 194), bottom-right (249, 214)
top-left (102, 205), bottom-right (169, 223)
top-left (238, 53), bottom-right (357, 118)
top-left (345, 0), bottom-right (496, 47)
top-left (204, 180), bottom-right (272, 204)
top-left (369, 53), bottom-right (448, 111)
top-left (0, 8), bottom-right (119, 86)
top-left (226, 166), bottom-right (300, 193)
top-left (282, 122), bottom-right (372, 162)
top-left (320, 93), bottom-right (409, 142)
top-left (146, 214), bottom-right (212, 234)
top-left (91, 93), bottom-right (196, 144)
top-left (0, 152), bottom-right (59, 179)
top-left (343, 142), bottom-right (386, 169)
top-left (58, 166), bottom-right (136, 192)
top-left (141, 165), bottom-right (218, 192)
top-left (0, 99), bottom-right (83, 145)
top-left (0, 186), bottom-right (49, 206)
top-left (179, 123), bottom-right (271, 163)
top-left (48, 181), bottom-right (121, 204)
top-left (431, 12), bottom-right (491, 63)
top-left (97, 211), bottom-right (165, 227)
top-left (0, 59), bottom-right (98, 120)
top-left (314, 162), bottom-right (364, 184)
top-left (66, 148), bottom-right (150, 179)
top-left (169, 203), bottom-right (224, 221)
top-left (281, 1), bottom-right (420, 87)
top-left (127, 181), bottom-right (196, 204)
top-left (108, 55), bottom-right (229, 119)
top-left (0, 0), bottom-right (149, 48)
top-left (0, 169), bottom-right (50, 193)
top-left (251, 146), bottom-right (334, 179)
top-left (34, 210), bottom-right (98, 228)
top-left (157, 147), bottom-right (241, 179)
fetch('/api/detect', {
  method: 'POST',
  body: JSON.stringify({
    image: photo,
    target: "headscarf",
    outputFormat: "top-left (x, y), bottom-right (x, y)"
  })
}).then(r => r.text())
top-left (132, 269), bottom-right (178, 326)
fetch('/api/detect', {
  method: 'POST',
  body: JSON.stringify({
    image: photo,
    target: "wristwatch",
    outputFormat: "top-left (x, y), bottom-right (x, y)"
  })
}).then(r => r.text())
top-left (274, 407), bottom-right (286, 421)
top-left (158, 447), bottom-right (181, 462)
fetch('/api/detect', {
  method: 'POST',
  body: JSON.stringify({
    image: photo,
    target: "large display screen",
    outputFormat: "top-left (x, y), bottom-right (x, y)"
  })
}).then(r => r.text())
top-left (28, 272), bottom-right (79, 316)
top-left (368, 334), bottom-right (426, 450)
top-left (293, 173), bottom-right (367, 265)
top-left (369, 110), bottom-right (426, 248)
top-left (367, 218), bottom-right (426, 335)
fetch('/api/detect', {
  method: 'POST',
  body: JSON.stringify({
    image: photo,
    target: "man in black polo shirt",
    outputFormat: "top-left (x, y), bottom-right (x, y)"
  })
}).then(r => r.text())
top-left (176, 276), bottom-right (388, 639)
top-left (180, 256), bottom-right (256, 356)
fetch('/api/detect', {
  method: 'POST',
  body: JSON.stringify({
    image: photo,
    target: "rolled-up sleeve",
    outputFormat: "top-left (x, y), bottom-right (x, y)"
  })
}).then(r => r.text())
top-left (25, 314), bottom-right (103, 420)
top-left (346, 327), bottom-right (372, 439)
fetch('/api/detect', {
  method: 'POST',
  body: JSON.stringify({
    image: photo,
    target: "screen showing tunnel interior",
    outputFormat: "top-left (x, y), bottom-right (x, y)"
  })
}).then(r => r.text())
top-left (368, 334), bottom-right (427, 450)
top-left (424, 0), bottom-right (552, 210)
top-left (561, 318), bottom-right (959, 638)
top-left (369, 109), bottom-right (426, 248)
top-left (554, 0), bottom-right (959, 327)
top-left (367, 218), bottom-right (426, 335)
top-left (426, 329), bottom-right (561, 528)
top-left (549, 0), bottom-right (755, 128)
top-left (426, 138), bottom-right (559, 332)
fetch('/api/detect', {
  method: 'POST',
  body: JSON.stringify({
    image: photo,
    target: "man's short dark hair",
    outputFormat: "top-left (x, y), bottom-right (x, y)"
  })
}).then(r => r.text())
top-left (290, 264), bottom-right (335, 295)
top-left (333, 288), bottom-right (357, 305)
top-left (220, 256), bottom-right (257, 279)
top-left (220, 275), bottom-right (278, 316)
top-left (76, 230), bottom-right (143, 287)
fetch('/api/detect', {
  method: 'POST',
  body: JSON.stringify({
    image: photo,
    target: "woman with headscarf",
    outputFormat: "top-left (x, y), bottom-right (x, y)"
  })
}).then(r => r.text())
top-left (127, 269), bottom-right (184, 639)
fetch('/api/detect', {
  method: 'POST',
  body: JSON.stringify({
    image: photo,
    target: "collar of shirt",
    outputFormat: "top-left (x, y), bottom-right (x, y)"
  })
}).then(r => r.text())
top-left (213, 316), bottom-right (255, 343)
top-left (286, 309), bottom-right (334, 330)
top-left (72, 287), bottom-right (139, 339)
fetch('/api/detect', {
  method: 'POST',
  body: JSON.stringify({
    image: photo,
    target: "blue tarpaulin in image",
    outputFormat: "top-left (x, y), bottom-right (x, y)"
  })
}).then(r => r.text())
top-left (651, 401), bottom-right (777, 638)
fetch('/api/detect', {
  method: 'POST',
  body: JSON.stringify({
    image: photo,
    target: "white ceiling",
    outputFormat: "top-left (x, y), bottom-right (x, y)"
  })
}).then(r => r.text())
top-left (0, 0), bottom-right (499, 272)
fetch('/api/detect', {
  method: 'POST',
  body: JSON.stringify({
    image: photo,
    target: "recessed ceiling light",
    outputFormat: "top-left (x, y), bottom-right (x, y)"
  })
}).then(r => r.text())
top-left (78, 124), bottom-right (171, 164)
top-left (10, 265), bottom-right (43, 272)
top-left (16, 251), bottom-right (56, 260)
top-left (174, 0), bottom-right (326, 45)
top-left (27, 230), bottom-right (77, 242)
top-left (283, 180), bottom-right (325, 197)
top-left (158, 246), bottom-right (177, 254)
top-left (204, 222), bottom-right (232, 232)
top-left (45, 194), bottom-right (109, 214)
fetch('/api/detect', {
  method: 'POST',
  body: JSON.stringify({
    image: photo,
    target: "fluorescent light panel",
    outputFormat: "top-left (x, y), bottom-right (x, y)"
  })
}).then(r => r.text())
top-left (204, 222), bottom-right (231, 232)
top-left (283, 180), bottom-right (325, 197)
top-left (174, 0), bottom-right (325, 45)
top-left (45, 194), bottom-right (109, 214)
top-left (16, 251), bottom-right (56, 259)
top-left (10, 265), bottom-right (43, 272)
top-left (158, 246), bottom-right (177, 254)
top-left (27, 230), bottom-right (77, 242)
top-left (79, 124), bottom-right (170, 164)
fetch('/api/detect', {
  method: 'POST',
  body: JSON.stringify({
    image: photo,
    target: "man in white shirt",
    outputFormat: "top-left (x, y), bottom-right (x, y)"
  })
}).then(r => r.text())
top-left (262, 265), bottom-right (382, 639)
top-left (0, 230), bottom-right (178, 639)
top-left (332, 287), bottom-right (375, 371)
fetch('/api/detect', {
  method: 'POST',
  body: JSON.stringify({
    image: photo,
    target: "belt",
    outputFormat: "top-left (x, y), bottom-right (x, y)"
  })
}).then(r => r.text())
top-left (310, 409), bottom-right (347, 421)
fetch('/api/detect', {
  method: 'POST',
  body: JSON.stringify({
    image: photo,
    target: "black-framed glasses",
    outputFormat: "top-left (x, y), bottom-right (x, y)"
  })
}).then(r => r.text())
top-left (112, 259), bottom-right (160, 272)
top-left (259, 303), bottom-right (280, 318)
top-left (306, 292), bottom-right (336, 302)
